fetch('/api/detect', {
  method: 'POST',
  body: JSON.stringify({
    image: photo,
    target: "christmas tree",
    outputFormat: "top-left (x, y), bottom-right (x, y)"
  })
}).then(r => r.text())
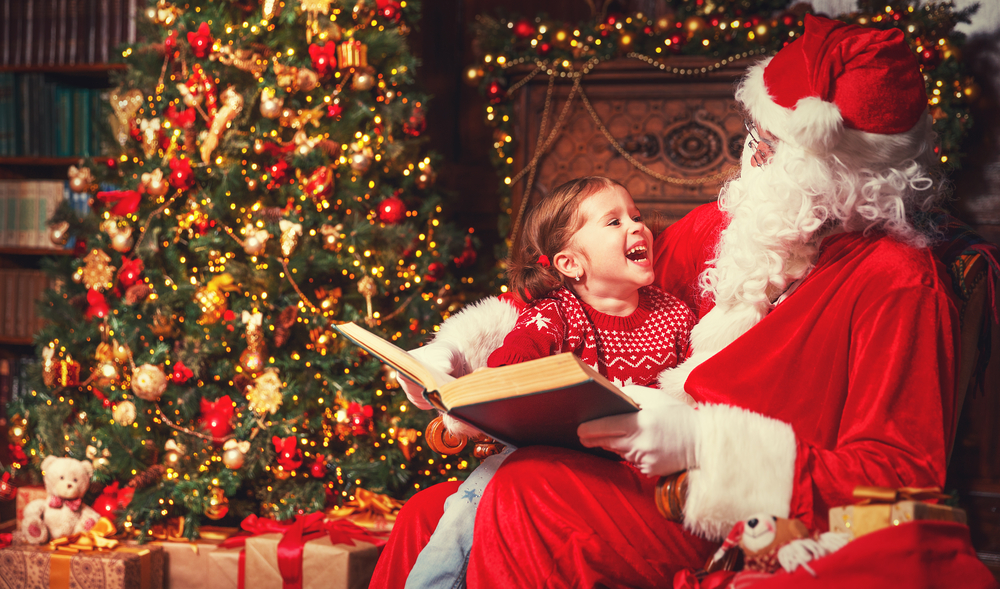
top-left (8, 0), bottom-right (485, 537)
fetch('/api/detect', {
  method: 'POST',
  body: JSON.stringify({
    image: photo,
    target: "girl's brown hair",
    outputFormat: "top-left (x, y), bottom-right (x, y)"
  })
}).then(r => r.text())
top-left (507, 176), bottom-right (623, 302)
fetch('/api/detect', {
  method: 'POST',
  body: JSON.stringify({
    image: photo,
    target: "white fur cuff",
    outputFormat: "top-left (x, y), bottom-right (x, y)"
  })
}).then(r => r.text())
top-left (683, 404), bottom-right (797, 540)
top-left (432, 296), bottom-right (519, 371)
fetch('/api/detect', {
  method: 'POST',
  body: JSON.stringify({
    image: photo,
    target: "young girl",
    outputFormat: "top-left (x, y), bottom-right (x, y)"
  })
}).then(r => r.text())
top-left (403, 176), bottom-right (696, 588)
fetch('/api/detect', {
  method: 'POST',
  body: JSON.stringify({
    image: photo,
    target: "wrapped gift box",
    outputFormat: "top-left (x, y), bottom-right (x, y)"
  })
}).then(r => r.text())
top-left (0, 542), bottom-right (164, 589)
top-left (206, 544), bottom-right (244, 589)
top-left (244, 532), bottom-right (380, 589)
top-left (15, 487), bottom-right (47, 525)
top-left (829, 486), bottom-right (967, 539)
top-left (136, 524), bottom-right (239, 589)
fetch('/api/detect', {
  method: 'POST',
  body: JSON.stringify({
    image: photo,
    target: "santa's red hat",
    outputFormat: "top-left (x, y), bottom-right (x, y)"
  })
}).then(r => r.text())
top-left (738, 14), bottom-right (928, 151)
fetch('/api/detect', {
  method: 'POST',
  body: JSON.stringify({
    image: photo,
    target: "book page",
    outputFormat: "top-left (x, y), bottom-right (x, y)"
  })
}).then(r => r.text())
top-left (333, 322), bottom-right (454, 392)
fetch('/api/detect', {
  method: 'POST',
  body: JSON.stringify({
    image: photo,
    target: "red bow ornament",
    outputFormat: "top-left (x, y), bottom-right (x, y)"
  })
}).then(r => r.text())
top-left (96, 190), bottom-right (142, 216)
top-left (200, 395), bottom-right (235, 439)
top-left (273, 435), bottom-right (303, 471)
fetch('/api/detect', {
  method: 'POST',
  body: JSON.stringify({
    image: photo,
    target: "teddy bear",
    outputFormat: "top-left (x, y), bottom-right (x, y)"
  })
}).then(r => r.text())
top-left (19, 455), bottom-right (100, 545)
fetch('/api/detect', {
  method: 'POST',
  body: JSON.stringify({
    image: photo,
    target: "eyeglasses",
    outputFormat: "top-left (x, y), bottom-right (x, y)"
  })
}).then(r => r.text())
top-left (744, 119), bottom-right (776, 167)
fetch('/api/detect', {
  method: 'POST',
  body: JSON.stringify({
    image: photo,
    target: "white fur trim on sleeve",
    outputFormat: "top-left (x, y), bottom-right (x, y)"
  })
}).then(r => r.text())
top-left (431, 296), bottom-right (519, 371)
top-left (683, 404), bottom-right (797, 540)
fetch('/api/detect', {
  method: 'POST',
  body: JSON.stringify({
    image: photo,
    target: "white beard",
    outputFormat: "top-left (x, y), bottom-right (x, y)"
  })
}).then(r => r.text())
top-left (659, 142), bottom-right (827, 399)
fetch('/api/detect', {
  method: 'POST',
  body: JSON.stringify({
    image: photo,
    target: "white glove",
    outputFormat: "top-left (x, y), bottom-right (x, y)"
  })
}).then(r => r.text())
top-left (577, 402), bottom-right (699, 476)
top-left (399, 341), bottom-right (469, 410)
top-left (618, 384), bottom-right (691, 410)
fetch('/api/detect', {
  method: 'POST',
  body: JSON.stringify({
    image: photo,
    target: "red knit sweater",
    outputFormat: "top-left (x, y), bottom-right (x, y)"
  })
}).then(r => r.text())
top-left (487, 286), bottom-right (695, 388)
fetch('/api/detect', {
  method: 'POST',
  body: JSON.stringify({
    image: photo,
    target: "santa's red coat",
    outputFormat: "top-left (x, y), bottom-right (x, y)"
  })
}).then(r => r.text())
top-left (370, 203), bottom-right (998, 588)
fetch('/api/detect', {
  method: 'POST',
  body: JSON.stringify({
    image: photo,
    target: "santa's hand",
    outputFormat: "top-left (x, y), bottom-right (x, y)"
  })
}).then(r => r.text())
top-left (399, 341), bottom-right (467, 410)
top-left (578, 403), bottom-right (699, 476)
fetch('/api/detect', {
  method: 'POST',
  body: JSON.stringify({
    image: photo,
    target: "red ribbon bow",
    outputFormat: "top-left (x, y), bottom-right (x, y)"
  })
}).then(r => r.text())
top-left (220, 513), bottom-right (386, 589)
top-left (96, 190), bottom-right (142, 216)
top-left (48, 495), bottom-right (83, 512)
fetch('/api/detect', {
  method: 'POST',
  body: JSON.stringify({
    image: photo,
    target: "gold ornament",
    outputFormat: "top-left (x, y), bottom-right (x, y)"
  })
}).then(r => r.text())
top-left (139, 118), bottom-right (161, 159)
top-left (112, 340), bottom-right (130, 363)
top-left (273, 61), bottom-right (320, 93)
top-left (338, 39), bottom-right (368, 69)
top-left (292, 129), bottom-right (320, 157)
top-left (49, 221), bottom-right (70, 246)
top-left (415, 161), bottom-right (436, 189)
top-left (213, 45), bottom-right (267, 77)
top-left (240, 311), bottom-right (266, 375)
top-left (200, 86), bottom-right (244, 164)
top-left (683, 15), bottom-right (707, 39)
top-left (320, 224), bottom-right (343, 251)
top-left (8, 414), bottom-right (27, 446)
top-left (242, 226), bottom-right (270, 256)
top-left (308, 324), bottom-right (337, 355)
top-left (253, 139), bottom-right (266, 154)
top-left (205, 486), bottom-right (229, 520)
top-left (261, 0), bottom-right (281, 20)
top-left (260, 88), bottom-right (284, 119)
top-left (110, 231), bottom-right (134, 253)
top-left (163, 440), bottom-right (183, 468)
top-left (358, 275), bottom-right (377, 324)
top-left (150, 310), bottom-right (179, 337)
top-left (86, 444), bottom-right (111, 471)
top-left (132, 364), bottom-right (167, 402)
top-left (247, 370), bottom-right (283, 415)
top-left (222, 439), bottom-right (250, 469)
top-left (655, 14), bottom-right (676, 33)
top-left (463, 65), bottom-right (483, 87)
top-left (753, 22), bottom-right (771, 43)
top-left (113, 400), bottom-right (137, 426)
top-left (195, 273), bottom-right (237, 324)
top-left (141, 169), bottom-right (170, 198)
top-left (348, 143), bottom-right (373, 173)
top-left (301, 0), bottom-right (334, 42)
top-left (42, 347), bottom-right (59, 387)
top-left (352, 71), bottom-right (375, 91)
top-left (109, 89), bottom-right (144, 146)
top-left (68, 165), bottom-right (94, 193)
top-left (148, 0), bottom-right (181, 26)
top-left (396, 427), bottom-right (419, 460)
top-left (279, 220), bottom-right (303, 257)
top-left (81, 249), bottom-right (116, 292)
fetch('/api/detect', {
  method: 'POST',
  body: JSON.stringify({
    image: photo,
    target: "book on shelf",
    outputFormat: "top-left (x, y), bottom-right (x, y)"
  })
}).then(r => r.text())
top-left (0, 268), bottom-right (47, 340)
top-left (333, 322), bottom-right (639, 452)
top-left (0, 180), bottom-right (70, 248)
top-left (1, 0), bottom-right (140, 67)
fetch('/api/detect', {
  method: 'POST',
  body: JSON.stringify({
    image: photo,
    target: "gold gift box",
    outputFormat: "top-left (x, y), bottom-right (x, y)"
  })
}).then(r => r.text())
top-left (829, 486), bottom-right (967, 539)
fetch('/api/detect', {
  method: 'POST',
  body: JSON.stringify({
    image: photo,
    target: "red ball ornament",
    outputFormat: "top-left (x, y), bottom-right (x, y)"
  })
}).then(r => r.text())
top-left (781, 13), bottom-right (795, 27)
top-left (513, 18), bottom-right (535, 39)
top-left (403, 105), bottom-right (426, 137)
top-left (92, 491), bottom-right (118, 517)
top-left (269, 159), bottom-right (289, 181)
top-left (454, 236), bottom-right (477, 267)
top-left (310, 457), bottom-right (327, 478)
top-left (538, 42), bottom-right (552, 56)
top-left (118, 257), bottom-right (144, 287)
top-left (347, 402), bottom-right (374, 436)
top-left (378, 195), bottom-right (407, 224)
top-left (486, 80), bottom-right (507, 104)
top-left (106, 157), bottom-right (117, 169)
top-left (376, 0), bottom-right (401, 21)
top-left (164, 30), bottom-right (177, 55)
top-left (168, 157), bottom-right (195, 190)
top-left (85, 289), bottom-right (110, 321)
top-left (187, 22), bottom-right (214, 59)
top-left (919, 45), bottom-right (942, 68)
top-left (425, 261), bottom-right (446, 282)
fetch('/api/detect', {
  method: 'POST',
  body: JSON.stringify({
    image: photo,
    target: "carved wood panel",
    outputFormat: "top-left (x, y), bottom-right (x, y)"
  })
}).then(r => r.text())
top-left (511, 58), bottom-right (748, 229)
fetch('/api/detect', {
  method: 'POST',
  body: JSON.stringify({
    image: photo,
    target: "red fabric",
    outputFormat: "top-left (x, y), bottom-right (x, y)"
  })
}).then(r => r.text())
top-left (487, 286), bottom-right (694, 387)
top-left (369, 480), bottom-right (461, 589)
top-left (465, 447), bottom-right (719, 588)
top-left (762, 15), bottom-right (927, 134)
top-left (662, 206), bottom-right (959, 532)
top-left (734, 522), bottom-right (997, 589)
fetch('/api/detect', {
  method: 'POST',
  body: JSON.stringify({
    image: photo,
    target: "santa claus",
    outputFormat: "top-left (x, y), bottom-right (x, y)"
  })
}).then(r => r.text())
top-left (371, 14), bottom-right (997, 589)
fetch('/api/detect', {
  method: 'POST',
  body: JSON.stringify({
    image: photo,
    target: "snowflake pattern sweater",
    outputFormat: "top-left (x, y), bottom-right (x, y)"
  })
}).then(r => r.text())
top-left (486, 286), bottom-right (696, 388)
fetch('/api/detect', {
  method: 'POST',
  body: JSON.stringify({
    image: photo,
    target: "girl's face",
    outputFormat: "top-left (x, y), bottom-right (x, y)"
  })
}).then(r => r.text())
top-left (561, 185), bottom-right (655, 300)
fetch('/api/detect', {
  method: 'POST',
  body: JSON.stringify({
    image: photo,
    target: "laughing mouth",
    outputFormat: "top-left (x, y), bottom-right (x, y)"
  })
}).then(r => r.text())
top-left (626, 244), bottom-right (648, 262)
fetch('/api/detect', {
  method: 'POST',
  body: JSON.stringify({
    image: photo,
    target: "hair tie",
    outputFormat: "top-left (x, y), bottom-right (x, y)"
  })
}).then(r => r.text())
top-left (537, 254), bottom-right (550, 267)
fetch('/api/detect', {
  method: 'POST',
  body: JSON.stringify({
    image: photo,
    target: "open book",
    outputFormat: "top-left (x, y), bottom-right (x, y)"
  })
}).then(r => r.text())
top-left (334, 322), bottom-right (639, 452)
